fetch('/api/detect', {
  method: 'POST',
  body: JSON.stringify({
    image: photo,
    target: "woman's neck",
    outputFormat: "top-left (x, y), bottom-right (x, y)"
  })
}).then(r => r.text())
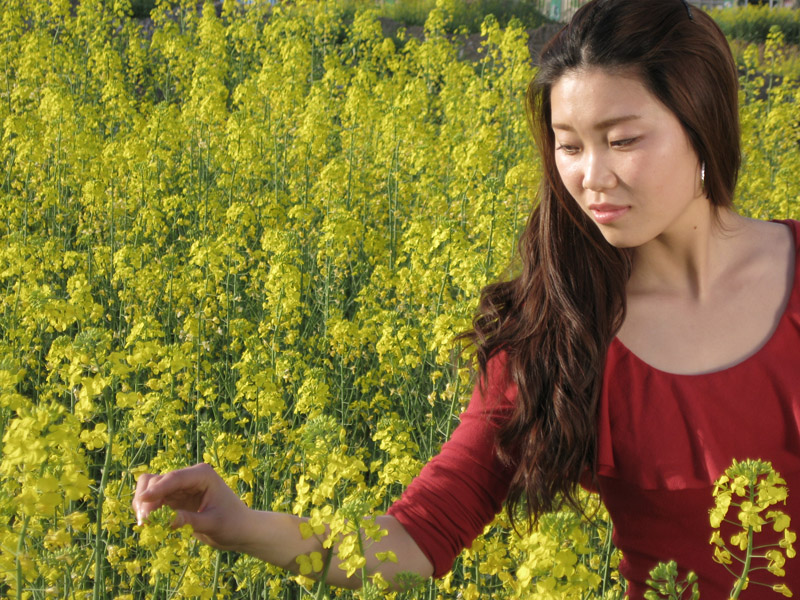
top-left (627, 205), bottom-right (747, 301)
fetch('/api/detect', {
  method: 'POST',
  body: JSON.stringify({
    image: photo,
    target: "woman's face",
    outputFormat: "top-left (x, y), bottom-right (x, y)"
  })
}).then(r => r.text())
top-left (550, 68), bottom-right (706, 249)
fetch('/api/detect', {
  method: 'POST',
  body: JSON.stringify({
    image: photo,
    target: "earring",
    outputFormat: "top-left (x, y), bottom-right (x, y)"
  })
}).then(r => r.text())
top-left (700, 162), bottom-right (706, 188)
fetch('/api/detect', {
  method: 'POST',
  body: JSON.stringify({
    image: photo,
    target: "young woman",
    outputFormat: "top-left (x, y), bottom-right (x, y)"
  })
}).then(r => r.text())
top-left (132, 0), bottom-right (800, 597)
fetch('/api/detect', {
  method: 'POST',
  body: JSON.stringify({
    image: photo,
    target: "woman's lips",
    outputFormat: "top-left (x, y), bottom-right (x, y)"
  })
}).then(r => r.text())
top-left (589, 204), bottom-right (630, 224)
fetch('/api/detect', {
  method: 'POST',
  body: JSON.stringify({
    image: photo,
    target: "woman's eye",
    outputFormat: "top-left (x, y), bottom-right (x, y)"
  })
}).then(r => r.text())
top-left (556, 144), bottom-right (579, 155)
top-left (611, 137), bottom-right (637, 148)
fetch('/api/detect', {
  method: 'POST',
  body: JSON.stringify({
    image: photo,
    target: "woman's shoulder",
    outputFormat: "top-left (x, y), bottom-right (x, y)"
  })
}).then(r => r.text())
top-left (747, 216), bottom-right (797, 241)
top-left (746, 218), bottom-right (797, 284)
top-left (768, 218), bottom-right (800, 251)
top-left (732, 217), bottom-right (796, 273)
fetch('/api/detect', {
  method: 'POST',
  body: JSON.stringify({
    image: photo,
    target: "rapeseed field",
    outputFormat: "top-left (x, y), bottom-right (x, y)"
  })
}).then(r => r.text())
top-left (0, 0), bottom-right (798, 598)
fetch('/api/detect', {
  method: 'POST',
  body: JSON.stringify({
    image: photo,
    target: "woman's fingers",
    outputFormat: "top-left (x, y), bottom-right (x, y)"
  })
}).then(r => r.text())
top-left (131, 463), bottom-right (252, 550)
top-left (133, 463), bottom-right (215, 524)
top-left (133, 472), bottom-right (164, 525)
top-left (140, 464), bottom-right (211, 501)
top-left (173, 506), bottom-right (218, 536)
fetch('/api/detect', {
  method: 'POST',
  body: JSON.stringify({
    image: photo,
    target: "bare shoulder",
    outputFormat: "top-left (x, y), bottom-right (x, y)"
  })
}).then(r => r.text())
top-left (712, 217), bottom-right (794, 312)
top-left (728, 217), bottom-right (795, 280)
top-left (742, 217), bottom-right (794, 247)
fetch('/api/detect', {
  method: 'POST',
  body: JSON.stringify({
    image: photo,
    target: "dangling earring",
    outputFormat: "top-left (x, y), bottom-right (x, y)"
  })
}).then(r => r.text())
top-left (700, 162), bottom-right (706, 190)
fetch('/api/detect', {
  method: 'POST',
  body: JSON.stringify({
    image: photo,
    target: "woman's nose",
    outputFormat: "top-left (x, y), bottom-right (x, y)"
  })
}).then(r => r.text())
top-left (582, 152), bottom-right (616, 191)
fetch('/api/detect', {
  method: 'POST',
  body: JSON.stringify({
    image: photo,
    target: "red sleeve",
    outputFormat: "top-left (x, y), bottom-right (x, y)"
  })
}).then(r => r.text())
top-left (387, 352), bottom-right (517, 577)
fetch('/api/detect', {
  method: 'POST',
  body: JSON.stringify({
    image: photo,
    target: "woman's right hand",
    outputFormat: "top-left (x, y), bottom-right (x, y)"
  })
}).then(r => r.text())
top-left (132, 463), bottom-right (434, 588)
top-left (133, 462), bottom-right (251, 551)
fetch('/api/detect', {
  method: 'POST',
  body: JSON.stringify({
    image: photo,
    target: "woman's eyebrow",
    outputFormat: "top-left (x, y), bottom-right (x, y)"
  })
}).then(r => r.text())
top-left (551, 114), bottom-right (642, 132)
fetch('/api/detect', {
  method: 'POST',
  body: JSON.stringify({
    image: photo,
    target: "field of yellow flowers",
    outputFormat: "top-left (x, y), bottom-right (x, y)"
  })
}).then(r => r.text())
top-left (0, 0), bottom-right (798, 598)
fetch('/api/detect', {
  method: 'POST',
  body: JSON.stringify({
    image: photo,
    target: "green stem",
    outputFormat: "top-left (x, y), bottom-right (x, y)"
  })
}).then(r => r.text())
top-left (356, 525), bottom-right (368, 593)
top-left (153, 573), bottom-right (161, 600)
top-left (730, 486), bottom-right (757, 599)
top-left (730, 526), bottom-right (754, 599)
top-left (600, 521), bottom-right (615, 598)
top-left (210, 550), bottom-right (222, 600)
top-left (93, 406), bottom-right (114, 600)
top-left (15, 515), bottom-right (29, 600)
top-left (313, 547), bottom-right (334, 600)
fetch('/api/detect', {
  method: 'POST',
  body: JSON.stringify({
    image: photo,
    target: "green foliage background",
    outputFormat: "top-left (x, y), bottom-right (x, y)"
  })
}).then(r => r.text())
top-left (0, 0), bottom-right (797, 598)
top-left (711, 5), bottom-right (800, 45)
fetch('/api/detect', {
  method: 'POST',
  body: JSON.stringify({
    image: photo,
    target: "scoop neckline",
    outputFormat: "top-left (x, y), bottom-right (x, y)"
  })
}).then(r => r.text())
top-left (610, 219), bottom-right (799, 378)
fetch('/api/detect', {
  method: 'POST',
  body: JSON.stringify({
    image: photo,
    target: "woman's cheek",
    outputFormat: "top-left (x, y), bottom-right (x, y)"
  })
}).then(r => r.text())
top-left (557, 161), bottom-right (581, 197)
top-left (554, 156), bottom-right (569, 186)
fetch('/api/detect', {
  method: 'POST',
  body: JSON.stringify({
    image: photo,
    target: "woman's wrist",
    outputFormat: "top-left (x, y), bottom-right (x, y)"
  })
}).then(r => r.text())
top-left (233, 509), bottom-right (315, 570)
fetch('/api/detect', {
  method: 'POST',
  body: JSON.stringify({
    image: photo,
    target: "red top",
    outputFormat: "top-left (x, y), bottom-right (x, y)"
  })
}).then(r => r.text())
top-left (388, 219), bottom-right (800, 597)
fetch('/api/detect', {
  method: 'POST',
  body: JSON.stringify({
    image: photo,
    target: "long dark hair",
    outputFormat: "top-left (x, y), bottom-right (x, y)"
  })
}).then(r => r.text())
top-left (465, 0), bottom-right (741, 526)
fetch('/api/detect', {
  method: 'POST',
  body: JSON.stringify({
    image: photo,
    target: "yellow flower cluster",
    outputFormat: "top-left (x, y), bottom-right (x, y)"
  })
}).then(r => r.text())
top-left (707, 459), bottom-right (795, 598)
top-left (0, 0), bottom-right (797, 598)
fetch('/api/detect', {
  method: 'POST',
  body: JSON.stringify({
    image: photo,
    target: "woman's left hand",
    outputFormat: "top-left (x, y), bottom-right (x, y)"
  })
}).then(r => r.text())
top-left (132, 463), bottom-right (251, 551)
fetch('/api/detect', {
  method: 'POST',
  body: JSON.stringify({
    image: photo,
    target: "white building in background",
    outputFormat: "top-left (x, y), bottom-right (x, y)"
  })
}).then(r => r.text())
top-left (535, 0), bottom-right (582, 21)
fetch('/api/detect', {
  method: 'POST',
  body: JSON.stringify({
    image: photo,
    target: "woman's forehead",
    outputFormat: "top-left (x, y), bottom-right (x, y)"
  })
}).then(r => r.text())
top-left (549, 68), bottom-right (663, 128)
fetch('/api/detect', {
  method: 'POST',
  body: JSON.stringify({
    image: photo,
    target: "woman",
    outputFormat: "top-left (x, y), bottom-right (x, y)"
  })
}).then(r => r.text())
top-left (133, 0), bottom-right (800, 596)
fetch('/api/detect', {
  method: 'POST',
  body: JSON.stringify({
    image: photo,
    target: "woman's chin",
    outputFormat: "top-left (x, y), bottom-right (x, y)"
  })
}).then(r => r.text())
top-left (592, 225), bottom-right (643, 249)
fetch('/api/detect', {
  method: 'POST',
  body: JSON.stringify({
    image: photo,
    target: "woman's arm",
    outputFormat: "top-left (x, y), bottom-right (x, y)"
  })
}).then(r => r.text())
top-left (132, 463), bottom-right (433, 590)
top-left (237, 510), bottom-right (434, 588)
top-left (132, 355), bottom-right (516, 587)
